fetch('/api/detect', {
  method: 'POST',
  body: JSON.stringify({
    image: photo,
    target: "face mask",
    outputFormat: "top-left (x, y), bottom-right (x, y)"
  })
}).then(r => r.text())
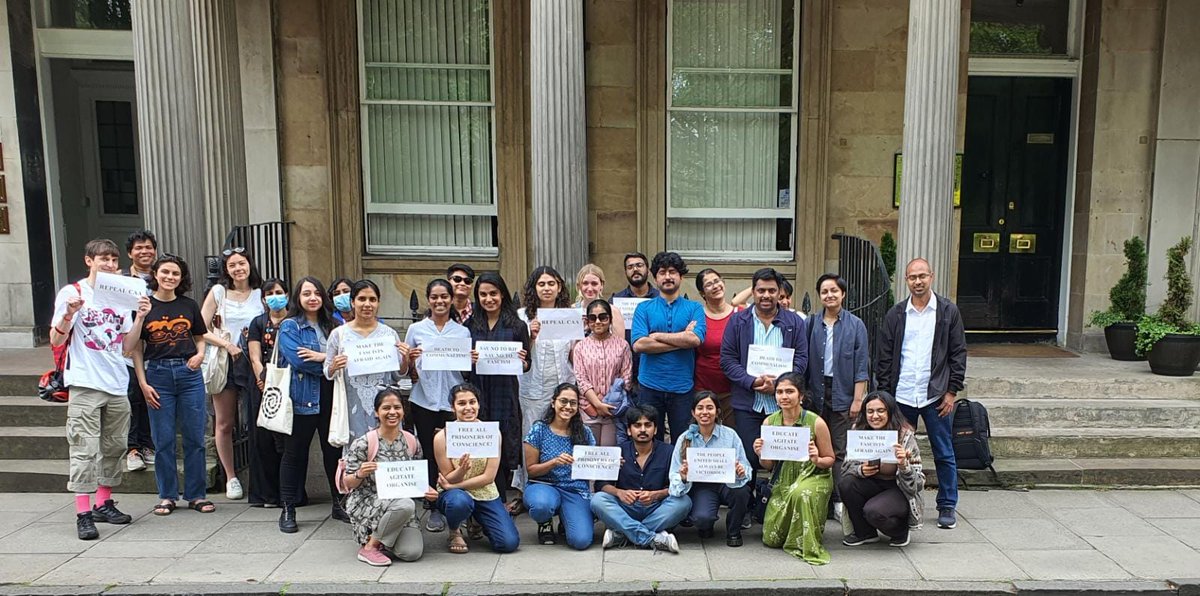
top-left (333, 293), bottom-right (352, 312)
top-left (265, 295), bottom-right (288, 312)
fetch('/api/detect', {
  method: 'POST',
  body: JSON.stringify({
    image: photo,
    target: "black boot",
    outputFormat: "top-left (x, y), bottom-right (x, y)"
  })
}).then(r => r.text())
top-left (331, 498), bottom-right (350, 523)
top-left (279, 503), bottom-right (298, 534)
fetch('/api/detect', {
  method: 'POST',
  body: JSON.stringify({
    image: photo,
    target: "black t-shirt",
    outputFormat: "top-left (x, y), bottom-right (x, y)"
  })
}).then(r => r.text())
top-left (246, 313), bottom-right (281, 354)
top-left (141, 296), bottom-right (208, 361)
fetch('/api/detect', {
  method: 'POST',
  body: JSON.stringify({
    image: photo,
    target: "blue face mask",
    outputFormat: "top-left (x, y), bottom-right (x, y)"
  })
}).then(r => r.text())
top-left (333, 293), bottom-right (352, 312)
top-left (265, 294), bottom-right (288, 312)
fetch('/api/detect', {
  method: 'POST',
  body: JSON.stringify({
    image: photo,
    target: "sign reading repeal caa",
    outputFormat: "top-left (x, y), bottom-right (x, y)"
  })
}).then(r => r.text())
top-left (534, 308), bottom-right (585, 341)
top-left (93, 272), bottom-right (148, 312)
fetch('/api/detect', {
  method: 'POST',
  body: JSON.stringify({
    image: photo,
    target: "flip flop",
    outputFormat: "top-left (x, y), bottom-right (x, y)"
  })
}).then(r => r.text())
top-left (153, 501), bottom-right (176, 516)
top-left (187, 499), bottom-right (216, 513)
top-left (448, 532), bottom-right (469, 554)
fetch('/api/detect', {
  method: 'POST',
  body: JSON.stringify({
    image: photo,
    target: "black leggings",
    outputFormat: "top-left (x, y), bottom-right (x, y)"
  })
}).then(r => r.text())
top-left (838, 474), bottom-right (910, 539)
top-left (410, 403), bottom-right (454, 492)
top-left (279, 379), bottom-right (340, 505)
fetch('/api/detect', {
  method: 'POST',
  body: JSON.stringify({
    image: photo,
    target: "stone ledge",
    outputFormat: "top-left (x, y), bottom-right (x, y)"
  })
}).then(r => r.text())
top-left (449, 582), bottom-right (653, 596)
top-left (846, 579), bottom-right (1015, 596)
top-left (1170, 578), bottom-right (1200, 596)
top-left (657, 580), bottom-right (845, 596)
top-left (1012, 580), bottom-right (1176, 595)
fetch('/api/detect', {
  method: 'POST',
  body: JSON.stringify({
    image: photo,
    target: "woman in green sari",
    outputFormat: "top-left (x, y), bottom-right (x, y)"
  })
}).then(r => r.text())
top-left (754, 371), bottom-right (836, 565)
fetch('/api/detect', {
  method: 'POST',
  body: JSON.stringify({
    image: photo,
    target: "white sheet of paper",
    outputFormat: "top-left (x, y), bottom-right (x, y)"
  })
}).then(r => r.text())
top-left (445, 421), bottom-right (501, 459)
top-left (612, 298), bottom-right (649, 322)
top-left (745, 344), bottom-right (795, 378)
top-left (846, 430), bottom-right (899, 463)
top-left (536, 308), bottom-right (586, 341)
top-left (420, 337), bottom-right (473, 371)
top-left (344, 337), bottom-right (401, 377)
top-left (571, 446), bottom-right (621, 481)
top-left (474, 341), bottom-right (523, 376)
top-left (92, 272), bottom-right (148, 312)
top-left (686, 447), bottom-right (736, 484)
top-left (374, 460), bottom-right (428, 499)
top-left (760, 425), bottom-right (811, 462)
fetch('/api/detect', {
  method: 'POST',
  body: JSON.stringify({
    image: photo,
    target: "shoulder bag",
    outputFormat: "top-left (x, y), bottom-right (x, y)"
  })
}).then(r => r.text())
top-left (201, 285), bottom-right (231, 394)
top-left (257, 337), bottom-right (293, 434)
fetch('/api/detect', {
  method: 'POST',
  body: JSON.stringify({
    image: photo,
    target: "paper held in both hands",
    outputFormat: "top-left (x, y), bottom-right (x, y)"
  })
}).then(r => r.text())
top-left (474, 341), bottom-right (523, 376)
top-left (534, 308), bottom-right (586, 341)
top-left (92, 272), bottom-right (148, 312)
top-left (445, 421), bottom-right (501, 459)
top-left (745, 344), bottom-right (795, 378)
top-left (685, 447), bottom-right (736, 484)
top-left (760, 426), bottom-right (811, 462)
top-left (571, 446), bottom-right (621, 481)
top-left (343, 337), bottom-right (401, 377)
top-left (374, 460), bottom-right (429, 499)
top-left (419, 337), bottom-right (473, 371)
top-left (846, 430), bottom-right (899, 463)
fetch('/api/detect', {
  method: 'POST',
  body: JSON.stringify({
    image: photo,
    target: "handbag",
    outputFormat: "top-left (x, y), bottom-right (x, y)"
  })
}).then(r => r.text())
top-left (328, 332), bottom-right (351, 447)
top-left (257, 338), bottom-right (293, 435)
top-left (201, 284), bottom-right (231, 394)
top-left (752, 459), bottom-right (783, 524)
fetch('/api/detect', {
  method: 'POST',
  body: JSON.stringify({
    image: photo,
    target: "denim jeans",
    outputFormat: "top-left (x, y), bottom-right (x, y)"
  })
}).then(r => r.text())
top-left (524, 483), bottom-right (594, 550)
top-left (899, 401), bottom-right (958, 510)
top-left (590, 491), bottom-right (692, 546)
top-left (144, 359), bottom-right (208, 502)
top-left (437, 489), bottom-right (521, 553)
top-left (636, 387), bottom-right (693, 443)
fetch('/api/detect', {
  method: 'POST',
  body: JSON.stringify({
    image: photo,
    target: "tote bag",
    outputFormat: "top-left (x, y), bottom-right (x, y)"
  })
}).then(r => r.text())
top-left (257, 339), bottom-right (293, 435)
top-left (328, 354), bottom-right (351, 446)
top-left (201, 285), bottom-right (231, 394)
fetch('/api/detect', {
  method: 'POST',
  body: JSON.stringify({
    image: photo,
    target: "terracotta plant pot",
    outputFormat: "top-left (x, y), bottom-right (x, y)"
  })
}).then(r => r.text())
top-left (1104, 322), bottom-right (1144, 361)
top-left (1146, 333), bottom-right (1200, 376)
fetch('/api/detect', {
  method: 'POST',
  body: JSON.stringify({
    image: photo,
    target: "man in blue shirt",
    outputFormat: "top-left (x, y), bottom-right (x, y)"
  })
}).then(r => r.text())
top-left (631, 251), bottom-right (706, 442)
top-left (591, 406), bottom-right (690, 553)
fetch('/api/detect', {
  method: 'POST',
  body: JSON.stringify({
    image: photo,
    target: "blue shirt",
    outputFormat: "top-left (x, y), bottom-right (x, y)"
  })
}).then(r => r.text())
top-left (596, 440), bottom-right (673, 492)
top-left (669, 423), bottom-right (752, 496)
top-left (524, 420), bottom-right (596, 496)
top-left (752, 319), bottom-right (784, 415)
top-left (630, 295), bottom-right (706, 393)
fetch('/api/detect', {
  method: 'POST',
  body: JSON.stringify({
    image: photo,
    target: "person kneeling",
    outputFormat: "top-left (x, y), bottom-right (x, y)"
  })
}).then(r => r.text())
top-left (592, 405), bottom-right (690, 553)
top-left (341, 388), bottom-right (438, 566)
top-left (669, 391), bottom-right (753, 547)
top-left (839, 391), bottom-right (924, 548)
top-left (524, 383), bottom-right (598, 550)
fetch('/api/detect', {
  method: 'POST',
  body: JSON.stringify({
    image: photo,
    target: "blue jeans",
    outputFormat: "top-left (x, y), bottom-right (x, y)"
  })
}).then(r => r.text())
top-left (436, 489), bottom-right (520, 553)
top-left (144, 359), bottom-right (208, 502)
top-left (900, 401), bottom-right (958, 510)
top-left (524, 483), bottom-right (594, 550)
top-left (636, 387), bottom-right (693, 443)
top-left (590, 491), bottom-right (692, 546)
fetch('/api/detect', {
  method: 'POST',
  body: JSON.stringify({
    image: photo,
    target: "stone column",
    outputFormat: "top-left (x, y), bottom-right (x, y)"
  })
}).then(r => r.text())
top-left (530, 0), bottom-right (588, 276)
top-left (896, 0), bottom-right (961, 296)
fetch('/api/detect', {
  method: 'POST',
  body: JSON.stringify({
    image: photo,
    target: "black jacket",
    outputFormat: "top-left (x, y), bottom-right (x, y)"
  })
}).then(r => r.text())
top-left (875, 293), bottom-right (967, 402)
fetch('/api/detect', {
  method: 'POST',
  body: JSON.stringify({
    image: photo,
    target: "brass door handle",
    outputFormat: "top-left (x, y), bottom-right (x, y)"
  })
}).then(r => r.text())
top-left (1010, 233), bottom-right (1036, 253)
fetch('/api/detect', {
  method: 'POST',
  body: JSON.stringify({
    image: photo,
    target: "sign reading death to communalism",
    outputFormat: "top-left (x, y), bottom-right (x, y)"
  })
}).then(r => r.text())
top-left (344, 337), bottom-right (401, 377)
top-left (93, 272), bottom-right (148, 312)
top-left (474, 341), bottom-right (523, 376)
top-left (571, 446), bottom-right (621, 481)
top-left (445, 421), bottom-right (501, 459)
top-left (419, 337), bottom-right (472, 371)
top-left (846, 430), bottom-right (899, 463)
top-left (760, 425), bottom-right (811, 462)
top-left (685, 447), bottom-right (736, 484)
top-left (745, 344), bottom-right (795, 378)
top-left (374, 460), bottom-right (428, 499)
top-left (535, 308), bottom-right (586, 341)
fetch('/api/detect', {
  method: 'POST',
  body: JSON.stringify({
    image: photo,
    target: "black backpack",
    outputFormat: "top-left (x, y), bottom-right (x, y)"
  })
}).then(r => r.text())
top-left (951, 399), bottom-right (995, 472)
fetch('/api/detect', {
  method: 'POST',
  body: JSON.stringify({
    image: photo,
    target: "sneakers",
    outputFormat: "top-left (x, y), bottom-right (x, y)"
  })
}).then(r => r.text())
top-left (76, 511), bottom-right (99, 540)
top-left (937, 508), bottom-right (957, 529)
top-left (726, 533), bottom-right (743, 547)
top-left (651, 531), bottom-right (679, 553)
top-left (602, 528), bottom-right (629, 549)
top-left (126, 449), bottom-right (146, 472)
top-left (425, 509), bottom-right (447, 532)
top-left (226, 478), bottom-right (244, 500)
top-left (842, 533), bottom-right (881, 547)
top-left (278, 503), bottom-right (298, 534)
top-left (741, 516), bottom-right (753, 530)
top-left (889, 530), bottom-right (910, 547)
top-left (357, 543), bottom-right (391, 566)
top-left (537, 521), bottom-right (557, 545)
top-left (92, 499), bottom-right (132, 524)
top-left (141, 447), bottom-right (155, 466)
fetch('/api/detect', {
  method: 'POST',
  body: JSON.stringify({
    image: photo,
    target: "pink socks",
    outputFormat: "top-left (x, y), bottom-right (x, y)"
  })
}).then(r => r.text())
top-left (75, 494), bottom-right (91, 514)
top-left (95, 486), bottom-right (112, 505)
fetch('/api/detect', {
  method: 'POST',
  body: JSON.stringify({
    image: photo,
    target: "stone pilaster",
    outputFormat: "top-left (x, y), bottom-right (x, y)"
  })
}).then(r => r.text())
top-left (896, 0), bottom-right (960, 296)
top-left (530, 0), bottom-right (588, 276)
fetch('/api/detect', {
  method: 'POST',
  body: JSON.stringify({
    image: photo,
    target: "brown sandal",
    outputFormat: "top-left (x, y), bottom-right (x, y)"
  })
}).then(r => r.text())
top-left (448, 532), bottom-right (469, 554)
top-left (153, 501), bottom-right (176, 516)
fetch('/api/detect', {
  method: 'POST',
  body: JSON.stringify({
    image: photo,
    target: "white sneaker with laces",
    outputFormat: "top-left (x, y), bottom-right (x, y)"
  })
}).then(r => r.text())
top-left (651, 531), bottom-right (679, 554)
top-left (602, 529), bottom-right (629, 549)
top-left (226, 478), bottom-right (244, 500)
top-left (126, 450), bottom-right (146, 472)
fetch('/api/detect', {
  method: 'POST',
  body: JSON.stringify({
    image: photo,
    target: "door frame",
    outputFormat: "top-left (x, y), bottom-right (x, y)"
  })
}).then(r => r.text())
top-left (76, 74), bottom-right (141, 244)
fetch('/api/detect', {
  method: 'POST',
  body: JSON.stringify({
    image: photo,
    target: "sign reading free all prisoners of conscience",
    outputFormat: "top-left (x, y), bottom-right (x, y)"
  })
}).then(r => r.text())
top-left (571, 446), bottom-right (621, 481)
top-left (374, 460), bottom-right (428, 500)
top-left (444, 421), bottom-right (501, 459)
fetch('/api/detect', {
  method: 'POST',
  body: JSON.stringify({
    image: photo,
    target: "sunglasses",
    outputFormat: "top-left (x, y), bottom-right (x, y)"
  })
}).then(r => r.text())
top-left (449, 275), bottom-right (474, 285)
top-left (585, 313), bottom-right (612, 323)
top-left (222, 247), bottom-right (246, 257)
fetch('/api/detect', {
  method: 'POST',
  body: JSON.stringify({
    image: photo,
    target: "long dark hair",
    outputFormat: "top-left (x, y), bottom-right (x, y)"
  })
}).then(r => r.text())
top-left (426, 278), bottom-right (455, 320)
top-left (774, 371), bottom-right (806, 415)
top-left (373, 386), bottom-right (405, 412)
top-left (148, 254), bottom-right (193, 295)
top-left (468, 272), bottom-right (521, 334)
top-left (540, 383), bottom-right (590, 445)
top-left (217, 249), bottom-right (264, 290)
top-left (286, 275), bottom-right (336, 334)
top-left (691, 390), bottom-right (722, 424)
top-left (851, 391), bottom-right (910, 433)
top-left (522, 265), bottom-right (570, 320)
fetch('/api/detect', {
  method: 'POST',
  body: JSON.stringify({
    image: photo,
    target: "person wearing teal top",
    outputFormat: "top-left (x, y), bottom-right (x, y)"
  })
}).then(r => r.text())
top-left (668, 391), bottom-right (753, 547)
top-left (754, 371), bottom-right (835, 565)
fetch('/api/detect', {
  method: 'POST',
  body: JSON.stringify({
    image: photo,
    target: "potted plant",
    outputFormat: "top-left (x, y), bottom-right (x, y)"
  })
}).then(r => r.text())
top-left (1136, 237), bottom-right (1200, 376)
top-left (1088, 237), bottom-right (1147, 361)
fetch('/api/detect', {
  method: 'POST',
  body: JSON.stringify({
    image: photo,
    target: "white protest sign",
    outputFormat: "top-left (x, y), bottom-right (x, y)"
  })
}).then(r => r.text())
top-left (419, 337), bottom-right (473, 371)
top-left (686, 447), bottom-right (736, 484)
top-left (535, 308), bottom-right (586, 341)
top-left (344, 337), bottom-right (401, 377)
top-left (760, 425), bottom-right (811, 462)
top-left (745, 344), bottom-right (795, 378)
top-left (571, 446), bottom-right (621, 481)
top-left (474, 341), bottom-right (523, 376)
top-left (93, 272), bottom-right (148, 312)
top-left (612, 298), bottom-right (649, 322)
top-left (374, 460), bottom-right (428, 499)
top-left (846, 430), bottom-right (899, 463)
top-left (445, 421), bottom-right (501, 459)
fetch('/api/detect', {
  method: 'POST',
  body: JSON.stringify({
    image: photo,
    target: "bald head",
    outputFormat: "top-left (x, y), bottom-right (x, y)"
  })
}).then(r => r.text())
top-left (904, 258), bottom-right (934, 301)
top-left (905, 258), bottom-right (932, 276)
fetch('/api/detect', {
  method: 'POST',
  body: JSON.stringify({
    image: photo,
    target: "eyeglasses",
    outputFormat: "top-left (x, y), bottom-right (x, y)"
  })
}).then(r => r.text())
top-left (625, 262), bottom-right (646, 270)
top-left (702, 279), bottom-right (723, 290)
top-left (585, 313), bottom-right (612, 323)
top-left (905, 273), bottom-right (931, 282)
top-left (556, 398), bottom-right (579, 408)
top-left (222, 247), bottom-right (246, 257)
top-left (449, 275), bottom-right (474, 285)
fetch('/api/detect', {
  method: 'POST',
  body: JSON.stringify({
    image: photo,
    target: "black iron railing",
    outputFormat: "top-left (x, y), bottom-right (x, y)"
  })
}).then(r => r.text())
top-left (833, 233), bottom-right (893, 390)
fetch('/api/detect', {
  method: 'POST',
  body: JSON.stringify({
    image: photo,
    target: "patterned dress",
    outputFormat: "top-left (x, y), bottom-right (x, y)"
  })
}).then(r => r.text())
top-left (325, 324), bottom-right (402, 445)
top-left (342, 431), bottom-right (422, 545)
top-left (761, 409), bottom-right (834, 565)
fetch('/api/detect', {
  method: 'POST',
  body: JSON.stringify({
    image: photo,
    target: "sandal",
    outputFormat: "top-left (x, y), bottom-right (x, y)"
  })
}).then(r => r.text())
top-left (153, 501), bottom-right (176, 516)
top-left (466, 518), bottom-right (484, 541)
top-left (187, 499), bottom-right (216, 513)
top-left (448, 531), bottom-right (469, 554)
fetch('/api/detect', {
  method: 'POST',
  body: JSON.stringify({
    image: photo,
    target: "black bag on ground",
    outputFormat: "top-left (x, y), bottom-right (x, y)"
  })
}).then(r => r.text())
top-left (951, 398), bottom-right (995, 471)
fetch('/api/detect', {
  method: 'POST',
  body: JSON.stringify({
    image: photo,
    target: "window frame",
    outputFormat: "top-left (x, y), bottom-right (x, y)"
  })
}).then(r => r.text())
top-left (356, 0), bottom-right (500, 258)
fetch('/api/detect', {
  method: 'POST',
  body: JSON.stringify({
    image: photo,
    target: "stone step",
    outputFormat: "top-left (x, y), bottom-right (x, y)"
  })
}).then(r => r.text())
top-left (965, 375), bottom-right (1199, 401)
top-left (0, 427), bottom-right (218, 460)
top-left (0, 374), bottom-right (41, 398)
top-left (923, 457), bottom-right (1200, 488)
top-left (0, 458), bottom-right (219, 493)
top-left (0, 395), bottom-right (66, 427)
top-left (915, 427), bottom-right (1200, 459)
top-left (975, 398), bottom-right (1200, 429)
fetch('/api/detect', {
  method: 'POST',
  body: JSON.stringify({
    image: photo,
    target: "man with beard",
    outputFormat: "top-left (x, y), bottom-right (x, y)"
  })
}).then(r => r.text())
top-left (591, 405), bottom-right (690, 552)
top-left (613, 252), bottom-right (660, 299)
top-left (122, 230), bottom-right (158, 472)
top-left (630, 251), bottom-right (705, 442)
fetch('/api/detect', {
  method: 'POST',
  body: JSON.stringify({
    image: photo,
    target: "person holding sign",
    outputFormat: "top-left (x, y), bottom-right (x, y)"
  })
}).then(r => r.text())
top-left (754, 372), bottom-right (835, 565)
top-left (668, 392), bottom-right (752, 547)
top-left (432, 383), bottom-right (521, 554)
top-left (523, 383), bottom-right (597, 550)
top-left (839, 391), bottom-right (924, 548)
top-left (572, 299), bottom-right (633, 447)
top-left (520, 266), bottom-right (577, 455)
top-left (341, 388), bottom-right (439, 566)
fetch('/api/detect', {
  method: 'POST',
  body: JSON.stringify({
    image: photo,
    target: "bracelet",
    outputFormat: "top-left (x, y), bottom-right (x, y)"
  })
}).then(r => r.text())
top-left (54, 325), bottom-right (69, 335)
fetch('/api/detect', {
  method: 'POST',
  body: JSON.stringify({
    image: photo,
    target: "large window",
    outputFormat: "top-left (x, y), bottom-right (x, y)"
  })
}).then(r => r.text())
top-left (667, 0), bottom-right (799, 261)
top-left (359, 0), bottom-right (497, 256)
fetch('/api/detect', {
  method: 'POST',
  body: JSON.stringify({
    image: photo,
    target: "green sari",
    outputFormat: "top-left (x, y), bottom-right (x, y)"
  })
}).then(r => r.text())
top-left (760, 409), bottom-right (833, 565)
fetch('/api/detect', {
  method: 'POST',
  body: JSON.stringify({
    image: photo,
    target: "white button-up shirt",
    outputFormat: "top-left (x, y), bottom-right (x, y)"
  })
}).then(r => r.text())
top-left (894, 293), bottom-right (938, 408)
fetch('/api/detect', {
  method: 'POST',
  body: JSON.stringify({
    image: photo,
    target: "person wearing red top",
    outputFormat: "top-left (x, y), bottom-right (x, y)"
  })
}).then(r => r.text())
top-left (693, 269), bottom-right (739, 426)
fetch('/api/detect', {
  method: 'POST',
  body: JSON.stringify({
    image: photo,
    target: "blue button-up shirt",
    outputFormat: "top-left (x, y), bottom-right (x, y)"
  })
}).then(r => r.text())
top-left (631, 295), bottom-right (706, 393)
top-left (596, 440), bottom-right (673, 492)
top-left (806, 308), bottom-right (870, 412)
top-left (752, 319), bottom-right (784, 415)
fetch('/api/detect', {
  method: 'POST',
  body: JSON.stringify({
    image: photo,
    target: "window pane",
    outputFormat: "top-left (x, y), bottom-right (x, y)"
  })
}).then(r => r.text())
top-left (670, 112), bottom-right (789, 209)
top-left (367, 214), bottom-right (495, 251)
top-left (45, 0), bottom-right (131, 30)
top-left (361, 0), bottom-right (490, 66)
top-left (365, 66), bottom-right (490, 102)
top-left (667, 218), bottom-right (791, 254)
top-left (95, 100), bottom-right (138, 216)
top-left (366, 104), bottom-right (493, 206)
top-left (970, 0), bottom-right (1070, 55)
top-left (672, 72), bottom-right (792, 109)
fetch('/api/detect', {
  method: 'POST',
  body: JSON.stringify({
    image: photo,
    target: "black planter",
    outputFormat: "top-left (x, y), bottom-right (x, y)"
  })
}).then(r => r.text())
top-left (1104, 323), bottom-right (1144, 361)
top-left (1147, 333), bottom-right (1200, 376)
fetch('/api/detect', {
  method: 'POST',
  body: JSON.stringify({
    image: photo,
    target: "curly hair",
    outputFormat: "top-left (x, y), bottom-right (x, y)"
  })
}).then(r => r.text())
top-left (522, 265), bottom-right (571, 320)
top-left (148, 254), bottom-right (193, 295)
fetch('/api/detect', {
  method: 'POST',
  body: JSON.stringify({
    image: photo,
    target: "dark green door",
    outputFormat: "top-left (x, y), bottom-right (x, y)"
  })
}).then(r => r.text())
top-left (957, 76), bottom-right (1072, 331)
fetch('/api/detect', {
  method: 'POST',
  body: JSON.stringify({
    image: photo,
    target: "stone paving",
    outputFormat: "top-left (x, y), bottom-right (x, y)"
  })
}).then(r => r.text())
top-left (2, 488), bottom-right (1200, 592)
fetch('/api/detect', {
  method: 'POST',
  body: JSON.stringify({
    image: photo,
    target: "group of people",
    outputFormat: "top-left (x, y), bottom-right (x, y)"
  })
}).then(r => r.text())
top-left (53, 233), bottom-right (967, 568)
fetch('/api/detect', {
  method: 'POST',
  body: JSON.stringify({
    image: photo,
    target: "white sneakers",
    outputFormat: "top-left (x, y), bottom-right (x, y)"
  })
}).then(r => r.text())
top-left (226, 478), bottom-right (244, 500)
top-left (126, 450), bottom-right (146, 472)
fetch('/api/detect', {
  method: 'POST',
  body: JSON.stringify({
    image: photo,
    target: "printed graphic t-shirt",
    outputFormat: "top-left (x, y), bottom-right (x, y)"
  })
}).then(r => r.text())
top-left (141, 295), bottom-right (208, 361)
top-left (52, 281), bottom-right (134, 395)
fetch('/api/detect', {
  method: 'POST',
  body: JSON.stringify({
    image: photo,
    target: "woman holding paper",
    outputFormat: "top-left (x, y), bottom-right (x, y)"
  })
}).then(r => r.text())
top-left (433, 383), bottom-right (521, 554)
top-left (342, 388), bottom-right (439, 566)
top-left (754, 371), bottom-right (835, 564)
top-left (520, 266), bottom-right (577, 446)
top-left (523, 383), bottom-right (597, 550)
top-left (572, 299), bottom-right (632, 447)
top-left (668, 391), bottom-right (753, 547)
top-left (839, 391), bottom-right (924, 548)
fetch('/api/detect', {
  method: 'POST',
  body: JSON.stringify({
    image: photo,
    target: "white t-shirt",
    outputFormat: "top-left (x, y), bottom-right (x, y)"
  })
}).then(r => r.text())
top-left (214, 286), bottom-right (263, 344)
top-left (52, 280), bottom-right (134, 395)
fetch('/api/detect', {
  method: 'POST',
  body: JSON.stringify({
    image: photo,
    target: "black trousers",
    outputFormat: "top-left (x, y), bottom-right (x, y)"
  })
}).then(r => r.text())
top-left (838, 474), bottom-right (909, 539)
top-left (279, 379), bottom-right (340, 505)
top-left (243, 385), bottom-right (286, 506)
top-left (689, 482), bottom-right (752, 537)
top-left (410, 403), bottom-right (454, 495)
top-left (821, 376), bottom-right (853, 502)
top-left (126, 366), bottom-right (154, 450)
